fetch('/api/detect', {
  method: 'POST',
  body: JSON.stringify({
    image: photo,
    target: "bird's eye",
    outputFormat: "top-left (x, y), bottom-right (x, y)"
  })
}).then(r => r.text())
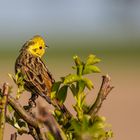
top-left (39, 46), bottom-right (42, 49)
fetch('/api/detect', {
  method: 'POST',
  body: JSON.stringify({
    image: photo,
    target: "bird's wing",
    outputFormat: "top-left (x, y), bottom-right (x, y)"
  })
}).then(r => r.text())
top-left (19, 60), bottom-right (54, 103)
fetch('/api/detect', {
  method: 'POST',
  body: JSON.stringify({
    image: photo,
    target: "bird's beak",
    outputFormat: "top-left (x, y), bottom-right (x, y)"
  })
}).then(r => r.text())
top-left (45, 44), bottom-right (49, 48)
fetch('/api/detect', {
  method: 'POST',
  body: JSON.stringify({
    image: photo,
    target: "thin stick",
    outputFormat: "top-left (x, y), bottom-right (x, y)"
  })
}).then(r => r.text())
top-left (10, 133), bottom-right (17, 140)
top-left (0, 85), bottom-right (66, 140)
top-left (88, 75), bottom-right (114, 118)
top-left (7, 95), bottom-right (48, 140)
top-left (37, 103), bottom-right (67, 140)
top-left (7, 94), bottom-right (38, 128)
top-left (0, 83), bottom-right (9, 140)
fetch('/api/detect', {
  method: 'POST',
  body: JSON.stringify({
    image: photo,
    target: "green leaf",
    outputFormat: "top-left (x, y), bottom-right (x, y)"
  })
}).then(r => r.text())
top-left (71, 119), bottom-right (81, 133)
top-left (14, 122), bottom-right (20, 129)
top-left (15, 69), bottom-right (23, 83)
top-left (16, 85), bottom-right (25, 99)
top-left (106, 130), bottom-right (113, 138)
top-left (83, 65), bottom-right (101, 75)
top-left (47, 132), bottom-right (55, 140)
top-left (54, 109), bottom-right (62, 118)
top-left (86, 54), bottom-right (101, 65)
top-left (80, 93), bottom-right (86, 107)
top-left (18, 119), bottom-right (27, 128)
top-left (77, 65), bottom-right (84, 76)
top-left (82, 115), bottom-right (91, 130)
top-left (63, 74), bottom-right (81, 84)
top-left (86, 54), bottom-right (96, 65)
top-left (7, 104), bottom-right (14, 113)
top-left (92, 57), bottom-right (101, 64)
top-left (70, 84), bottom-right (77, 96)
top-left (82, 78), bottom-right (94, 90)
top-left (51, 81), bottom-right (62, 92)
top-left (78, 81), bottom-right (85, 93)
top-left (73, 55), bottom-right (82, 66)
top-left (14, 111), bottom-right (21, 121)
top-left (93, 121), bottom-right (105, 129)
top-left (94, 116), bottom-right (106, 123)
top-left (57, 85), bottom-right (68, 103)
top-left (51, 81), bottom-right (62, 99)
top-left (13, 70), bottom-right (26, 99)
top-left (6, 116), bottom-right (13, 125)
top-left (92, 116), bottom-right (106, 129)
top-left (91, 129), bottom-right (105, 139)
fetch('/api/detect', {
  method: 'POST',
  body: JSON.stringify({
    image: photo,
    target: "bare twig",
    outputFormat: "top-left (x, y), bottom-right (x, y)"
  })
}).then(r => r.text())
top-left (28, 125), bottom-right (39, 140)
top-left (88, 75), bottom-right (114, 118)
top-left (7, 94), bottom-right (48, 140)
top-left (7, 94), bottom-right (38, 128)
top-left (10, 133), bottom-right (17, 140)
top-left (0, 88), bottom-right (47, 140)
top-left (37, 103), bottom-right (67, 140)
top-left (0, 85), bottom-right (66, 140)
top-left (0, 83), bottom-right (9, 140)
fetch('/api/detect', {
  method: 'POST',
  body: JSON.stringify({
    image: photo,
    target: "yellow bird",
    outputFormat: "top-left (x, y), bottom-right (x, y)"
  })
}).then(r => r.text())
top-left (15, 35), bottom-right (71, 118)
top-left (15, 35), bottom-right (54, 103)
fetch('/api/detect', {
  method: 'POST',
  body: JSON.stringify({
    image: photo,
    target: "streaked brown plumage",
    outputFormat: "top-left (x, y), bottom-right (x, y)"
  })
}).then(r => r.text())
top-left (15, 35), bottom-right (72, 118)
top-left (15, 48), bottom-right (54, 103)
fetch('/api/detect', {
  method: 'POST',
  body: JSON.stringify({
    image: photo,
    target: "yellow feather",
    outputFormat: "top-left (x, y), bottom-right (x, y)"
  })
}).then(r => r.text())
top-left (27, 36), bottom-right (46, 57)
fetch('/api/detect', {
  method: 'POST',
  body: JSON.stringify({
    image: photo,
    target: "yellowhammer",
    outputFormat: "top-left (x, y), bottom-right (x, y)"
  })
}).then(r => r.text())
top-left (15, 35), bottom-right (71, 118)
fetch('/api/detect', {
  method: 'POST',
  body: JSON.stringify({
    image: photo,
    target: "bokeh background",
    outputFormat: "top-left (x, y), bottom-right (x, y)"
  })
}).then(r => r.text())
top-left (0, 0), bottom-right (140, 140)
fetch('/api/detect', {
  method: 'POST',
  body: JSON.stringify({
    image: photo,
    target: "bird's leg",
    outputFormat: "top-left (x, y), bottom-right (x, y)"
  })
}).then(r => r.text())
top-left (29, 93), bottom-right (38, 108)
top-left (25, 93), bottom-right (38, 112)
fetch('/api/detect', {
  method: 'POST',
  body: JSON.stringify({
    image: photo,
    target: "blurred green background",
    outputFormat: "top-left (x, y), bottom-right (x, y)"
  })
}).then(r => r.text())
top-left (0, 0), bottom-right (140, 140)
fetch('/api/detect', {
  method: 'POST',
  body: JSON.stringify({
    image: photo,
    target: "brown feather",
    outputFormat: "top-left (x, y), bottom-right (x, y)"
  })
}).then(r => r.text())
top-left (15, 39), bottom-right (72, 118)
top-left (15, 50), bottom-right (54, 103)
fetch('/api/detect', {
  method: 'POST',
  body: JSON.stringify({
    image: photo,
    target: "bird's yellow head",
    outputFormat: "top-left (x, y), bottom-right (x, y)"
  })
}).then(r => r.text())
top-left (26, 35), bottom-right (48, 58)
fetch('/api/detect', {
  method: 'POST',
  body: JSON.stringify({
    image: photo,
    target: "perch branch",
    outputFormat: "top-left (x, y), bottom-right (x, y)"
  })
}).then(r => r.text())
top-left (0, 91), bottom-right (46, 139)
top-left (7, 94), bottom-right (38, 128)
top-left (27, 125), bottom-right (38, 140)
top-left (0, 83), bottom-right (9, 140)
top-left (88, 75), bottom-right (114, 118)
top-left (37, 103), bottom-right (67, 140)
top-left (0, 84), bottom-right (66, 140)
top-left (6, 94), bottom-right (56, 140)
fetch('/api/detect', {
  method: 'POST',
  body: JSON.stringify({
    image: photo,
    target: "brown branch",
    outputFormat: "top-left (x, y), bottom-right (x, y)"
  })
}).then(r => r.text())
top-left (88, 75), bottom-right (114, 118)
top-left (28, 125), bottom-right (39, 140)
top-left (7, 95), bottom-right (49, 140)
top-left (0, 88), bottom-right (46, 139)
top-left (7, 94), bottom-right (39, 128)
top-left (37, 103), bottom-right (67, 140)
top-left (0, 84), bottom-right (66, 140)
top-left (0, 83), bottom-right (9, 140)
top-left (10, 133), bottom-right (17, 140)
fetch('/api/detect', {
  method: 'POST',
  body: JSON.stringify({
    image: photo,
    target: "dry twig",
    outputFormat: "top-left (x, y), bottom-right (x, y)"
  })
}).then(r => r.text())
top-left (10, 133), bottom-right (17, 140)
top-left (0, 84), bottom-right (66, 140)
top-left (88, 75), bottom-right (114, 118)
top-left (0, 83), bottom-right (9, 140)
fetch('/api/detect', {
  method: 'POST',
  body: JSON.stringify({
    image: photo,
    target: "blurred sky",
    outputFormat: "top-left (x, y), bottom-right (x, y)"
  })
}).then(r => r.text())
top-left (0, 0), bottom-right (140, 48)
